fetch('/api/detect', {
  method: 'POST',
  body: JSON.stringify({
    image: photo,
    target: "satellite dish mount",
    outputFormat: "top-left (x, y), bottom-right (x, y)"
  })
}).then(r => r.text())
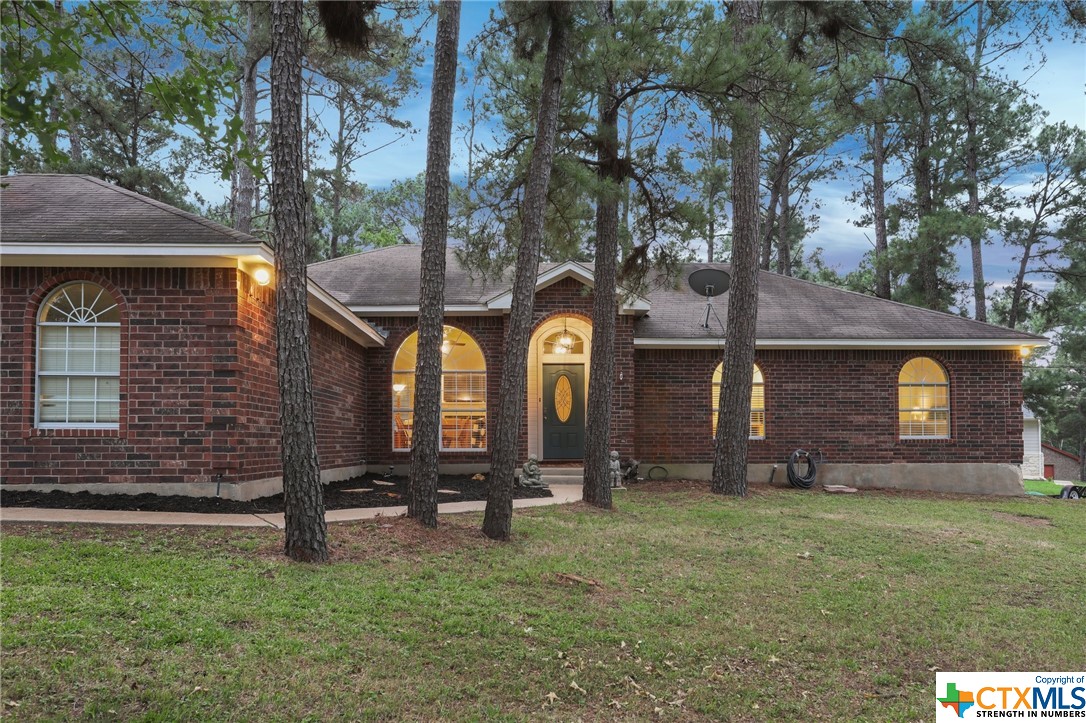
top-left (687, 268), bottom-right (731, 330)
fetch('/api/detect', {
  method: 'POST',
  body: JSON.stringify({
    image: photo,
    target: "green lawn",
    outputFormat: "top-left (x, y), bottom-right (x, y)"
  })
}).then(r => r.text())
top-left (1024, 479), bottom-right (1066, 496)
top-left (3, 483), bottom-right (1083, 721)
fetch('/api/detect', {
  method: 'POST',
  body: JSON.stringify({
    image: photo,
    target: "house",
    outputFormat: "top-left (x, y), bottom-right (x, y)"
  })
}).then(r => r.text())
top-left (1042, 443), bottom-right (1082, 482)
top-left (1022, 406), bottom-right (1043, 479)
top-left (1, 174), bottom-right (1049, 498)
top-left (1, 175), bottom-right (383, 500)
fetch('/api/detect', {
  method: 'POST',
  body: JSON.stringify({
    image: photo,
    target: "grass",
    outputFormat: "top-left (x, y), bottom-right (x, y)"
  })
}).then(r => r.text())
top-left (1023, 479), bottom-right (1066, 496)
top-left (3, 483), bottom-right (1083, 721)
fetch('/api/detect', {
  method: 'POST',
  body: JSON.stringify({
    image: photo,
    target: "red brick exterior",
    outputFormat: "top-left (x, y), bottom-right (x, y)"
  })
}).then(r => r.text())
top-left (1, 266), bottom-right (1026, 490)
top-left (0, 266), bottom-right (367, 487)
top-left (634, 348), bottom-right (1024, 465)
top-left (362, 276), bottom-right (637, 466)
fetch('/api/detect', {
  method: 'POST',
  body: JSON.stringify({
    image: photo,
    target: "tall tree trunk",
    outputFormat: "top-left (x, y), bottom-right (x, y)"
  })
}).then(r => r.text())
top-left (408, 0), bottom-right (460, 528)
top-left (914, 82), bottom-right (940, 310)
top-left (776, 165), bottom-right (791, 276)
top-left (706, 115), bottom-right (720, 263)
top-left (711, 0), bottom-right (761, 497)
top-left (583, 0), bottom-right (619, 510)
top-left (270, 0), bottom-right (327, 563)
top-left (235, 1), bottom-right (260, 235)
top-left (871, 107), bottom-right (890, 299)
top-left (483, 3), bottom-right (571, 541)
top-left (1008, 215), bottom-right (1042, 329)
top-left (965, 1), bottom-right (987, 321)
top-left (760, 151), bottom-right (784, 270)
top-left (329, 90), bottom-right (347, 260)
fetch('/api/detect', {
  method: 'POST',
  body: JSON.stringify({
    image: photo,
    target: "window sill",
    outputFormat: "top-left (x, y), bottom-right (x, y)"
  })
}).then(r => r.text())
top-left (31, 427), bottom-right (122, 438)
top-left (392, 448), bottom-right (488, 454)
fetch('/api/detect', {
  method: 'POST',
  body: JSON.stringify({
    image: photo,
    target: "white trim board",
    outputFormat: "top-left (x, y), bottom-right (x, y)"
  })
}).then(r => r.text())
top-left (632, 337), bottom-right (1049, 350)
top-left (0, 242), bottom-right (276, 266)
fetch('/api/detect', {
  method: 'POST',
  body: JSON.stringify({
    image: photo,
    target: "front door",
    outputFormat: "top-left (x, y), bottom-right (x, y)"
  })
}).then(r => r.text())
top-left (542, 363), bottom-right (585, 460)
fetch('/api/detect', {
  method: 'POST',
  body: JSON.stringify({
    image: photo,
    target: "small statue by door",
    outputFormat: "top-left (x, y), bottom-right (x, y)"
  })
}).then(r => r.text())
top-left (609, 450), bottom-right (624, 489)
top-left (518, 454), bottom-right (548, 489)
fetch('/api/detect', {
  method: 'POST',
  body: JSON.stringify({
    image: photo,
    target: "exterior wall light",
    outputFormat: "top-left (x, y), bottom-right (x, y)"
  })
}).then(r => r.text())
top-left (393, 383), bottom-right (406, 393)
top-left (253, 267), bottom-right (272, 286)
top-left (1019, 346), bottom-right (1031, 358)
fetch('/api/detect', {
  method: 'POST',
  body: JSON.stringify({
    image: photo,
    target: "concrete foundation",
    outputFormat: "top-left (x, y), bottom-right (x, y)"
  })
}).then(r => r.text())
top-left (0, 464), bottom-right (367, 501)
top-left (640, 461), bottom-right (1025, 496)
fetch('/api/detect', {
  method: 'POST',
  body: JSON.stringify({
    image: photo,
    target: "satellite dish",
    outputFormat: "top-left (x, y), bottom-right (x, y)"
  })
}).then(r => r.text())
top-left (688, 268), bottom-right (731, 298)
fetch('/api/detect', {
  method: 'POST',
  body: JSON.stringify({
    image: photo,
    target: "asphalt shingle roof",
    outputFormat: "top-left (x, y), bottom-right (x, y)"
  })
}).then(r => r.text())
top-left (0, 174), bottom-right (266, 246)
top-left (636, 263), bottom-right (1043, 342)
top-left (310, 247), bottom-right (1044, 343)
top-left (308, 244), bottom-right (515, 306)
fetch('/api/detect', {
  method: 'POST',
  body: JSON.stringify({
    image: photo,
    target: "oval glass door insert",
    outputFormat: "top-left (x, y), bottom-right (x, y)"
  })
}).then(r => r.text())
top-left (554, 375), bottom-right (573, 423)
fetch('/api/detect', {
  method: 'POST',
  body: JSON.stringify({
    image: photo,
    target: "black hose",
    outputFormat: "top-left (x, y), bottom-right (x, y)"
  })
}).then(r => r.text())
top-left (787, 449), bottom-right (818, 489)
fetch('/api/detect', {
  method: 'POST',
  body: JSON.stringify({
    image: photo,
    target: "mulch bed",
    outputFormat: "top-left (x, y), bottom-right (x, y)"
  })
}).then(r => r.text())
top-left (0, 474), bottom-right (552, 514)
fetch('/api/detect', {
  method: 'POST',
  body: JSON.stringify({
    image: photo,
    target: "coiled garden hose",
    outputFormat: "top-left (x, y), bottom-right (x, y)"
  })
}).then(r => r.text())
top-left (787, 449), bottom-right (819, 489)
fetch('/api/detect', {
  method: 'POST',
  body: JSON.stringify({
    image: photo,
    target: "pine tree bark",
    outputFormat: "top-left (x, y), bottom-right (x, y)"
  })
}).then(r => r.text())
top-left (270, 0), bottom-right (328, 563)
top-left (582, 0), bottom-right (625, 510)
top-left (965, 1), bottom-right (988, 322)
top-left (759, 158), bottom-right (782, 271)
top-left (582, 0), bottom-right (620, 510)
top-left (329, 91), bottom-right (347, 259)
top-left (776, 166), bottom-right (791, 276)
top-left (871, 93), bottom-right (890, 299)
top-left (235, 1), bottom-right (260, 235)
top-left (711, 0), bottom-right (761, 497)
top-left (408, 0), bottom-right (460, 528)
top-left (483, 3), bottom-right (572, 541)
top-left (914, 81), bottom-right (940, 310)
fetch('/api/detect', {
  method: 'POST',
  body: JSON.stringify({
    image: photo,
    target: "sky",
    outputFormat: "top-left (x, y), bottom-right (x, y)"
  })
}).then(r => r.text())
top-left (190, 1), bottom-right (1086, 300)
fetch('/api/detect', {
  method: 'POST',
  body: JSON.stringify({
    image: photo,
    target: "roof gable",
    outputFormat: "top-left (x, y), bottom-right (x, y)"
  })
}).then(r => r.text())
top-left (486, 260), bottom-right (650, 314)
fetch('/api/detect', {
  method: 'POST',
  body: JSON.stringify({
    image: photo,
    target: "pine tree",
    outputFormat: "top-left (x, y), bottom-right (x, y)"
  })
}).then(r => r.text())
top-left (408, 0), bottom-right (461, 528)
top-left (483, 2), bottom-right (573, 541)
top-left (711, 0), bottom-right (762, 497)
top-left (270, 0), bottom-right (328, 563)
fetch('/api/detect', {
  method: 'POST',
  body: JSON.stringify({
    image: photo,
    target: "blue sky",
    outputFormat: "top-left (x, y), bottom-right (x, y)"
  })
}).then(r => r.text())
top-left (191, 1), bottom-right (1085, 298)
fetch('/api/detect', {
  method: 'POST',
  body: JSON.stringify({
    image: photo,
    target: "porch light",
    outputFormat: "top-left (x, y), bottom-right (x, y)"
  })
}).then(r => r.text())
top-left (253, 266), bottom-right (272, 286)
top-left (441, 341), bottom-right (452, 355)
top-left (393, 383), bottom-right (406, 393)
top-left (554, 344), bottom-right (568, 354)
top-left (1019, 346), bottom-right (1031, 358)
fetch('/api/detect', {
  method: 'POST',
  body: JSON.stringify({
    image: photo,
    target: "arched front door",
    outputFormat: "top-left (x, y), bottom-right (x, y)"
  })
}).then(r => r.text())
top-left (527, 317), bottom-right (591, 461)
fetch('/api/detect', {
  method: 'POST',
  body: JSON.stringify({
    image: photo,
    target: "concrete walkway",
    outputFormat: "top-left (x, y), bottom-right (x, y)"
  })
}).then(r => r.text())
top-left (0, 484), bottom-right (583, 529)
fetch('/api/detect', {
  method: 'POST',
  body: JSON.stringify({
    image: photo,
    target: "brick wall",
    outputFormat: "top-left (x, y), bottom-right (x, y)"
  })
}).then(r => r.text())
top-left (2, 266), bottom-right (239, 486)
top-left (1, 266), bottom-right (369, 488)
top-left (363, 314), bottom-right (506, 465)
top-left (634, 347), bottom-right (1024, 465)
top-left (361, 276), bottom-right (637, 466)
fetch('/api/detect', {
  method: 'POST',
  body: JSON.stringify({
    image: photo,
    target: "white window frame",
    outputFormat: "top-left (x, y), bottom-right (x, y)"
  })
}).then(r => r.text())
top-left (36, 282), bottom-right (121, 430)
top-left (391, 327), bottom-right (487, 453)
top-left (898, 357), bottom-right (950, 440)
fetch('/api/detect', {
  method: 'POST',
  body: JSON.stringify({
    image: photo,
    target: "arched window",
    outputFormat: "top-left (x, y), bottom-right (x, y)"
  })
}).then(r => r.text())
top-left (542, 329), bottom-right (584, 355)
top-left (712, 363), bottom-right (765, 439)
top-left (37, 281), bottom-right (121, 428)
top-left (392, 325), bottom-right (486, 451)
top-left (898, 357), bottom-right (949, 438)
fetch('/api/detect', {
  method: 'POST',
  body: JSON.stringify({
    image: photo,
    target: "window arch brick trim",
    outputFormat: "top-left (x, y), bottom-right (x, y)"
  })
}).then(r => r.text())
top-left (23, 272), bottom-right (129, 438)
